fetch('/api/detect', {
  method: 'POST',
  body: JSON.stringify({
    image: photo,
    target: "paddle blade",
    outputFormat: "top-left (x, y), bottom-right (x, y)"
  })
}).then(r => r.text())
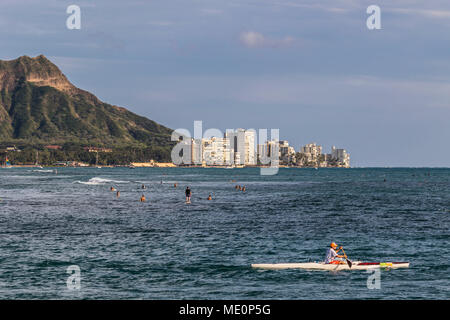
top-left (341, 249), bottom-right (352, 268)
top-left (346, 259), bottom-right (352, 268)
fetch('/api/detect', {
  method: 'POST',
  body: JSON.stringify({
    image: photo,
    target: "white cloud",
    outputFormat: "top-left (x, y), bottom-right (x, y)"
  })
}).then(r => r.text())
top-left (271, 0), bottom-right (450, 19)
top-left (269, 0), bottom-right (357, 13)
top-left (147, 21), bottom-right (174, 27)
top-left (389, 8), bottom-right (450, 19)
top-left (230, 75), bottom-right (450, 109)
top-left (134, 74), bottom-right (450, 110)
top-left (200, 8), bottom-right (223, 15)
top-left (239, 31), bottom-right (295, 48)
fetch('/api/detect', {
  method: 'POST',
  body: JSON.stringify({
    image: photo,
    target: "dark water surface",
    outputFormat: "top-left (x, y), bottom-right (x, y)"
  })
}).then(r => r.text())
top-left (0, 167), bottom-right (449, 299)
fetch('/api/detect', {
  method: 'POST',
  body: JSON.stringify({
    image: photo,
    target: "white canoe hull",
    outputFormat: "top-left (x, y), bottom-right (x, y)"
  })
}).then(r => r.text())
top-left (251, 261), bottom-right (410, 271)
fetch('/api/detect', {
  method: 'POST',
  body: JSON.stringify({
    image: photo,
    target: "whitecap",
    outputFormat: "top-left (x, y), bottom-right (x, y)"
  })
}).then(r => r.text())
top-left (74, 177), bottom-right (130, 185)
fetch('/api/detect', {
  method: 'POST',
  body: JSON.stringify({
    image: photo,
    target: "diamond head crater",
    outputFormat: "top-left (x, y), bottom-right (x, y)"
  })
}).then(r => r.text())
top-left (0, 55), bottom-right (175, 166)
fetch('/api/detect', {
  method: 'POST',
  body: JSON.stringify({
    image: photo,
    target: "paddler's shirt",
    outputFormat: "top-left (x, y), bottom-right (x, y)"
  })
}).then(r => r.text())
top-left (324, 248), bottom-right (338, 264)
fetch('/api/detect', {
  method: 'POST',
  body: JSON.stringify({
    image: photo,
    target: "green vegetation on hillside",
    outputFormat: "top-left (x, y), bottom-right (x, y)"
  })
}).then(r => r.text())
top-left (0, 55), bottom-right (175, 163)
top-left (0, 145), bottom-right (171, 165)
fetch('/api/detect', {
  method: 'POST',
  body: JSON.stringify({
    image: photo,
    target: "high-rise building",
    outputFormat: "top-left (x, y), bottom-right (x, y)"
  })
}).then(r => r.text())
top-left (331, 146), bottom-right (350, 167)
top-left (244, 130), bottom-right (256, 165)
top-left (225, 129), bottom-right (256, 165)
top-left (226, 129), bottom-right (244, 165)
top-left (191, 138), bottom-right (202, 165)
top-left (299, 143), bottom-right (322, 165)
top-left (202, 137), bottom-right (232, 166)
top-left (279, 140), bottom-right (296, 164)
top-left (258, 140), bottom-right (280, 165)
top-left (300, 143), bottom-right (322, 158)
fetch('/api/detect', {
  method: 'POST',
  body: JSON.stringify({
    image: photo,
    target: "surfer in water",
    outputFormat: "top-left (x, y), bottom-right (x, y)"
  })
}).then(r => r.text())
top-left (207, 194), bottom-right (212, 200)
top-left (242, 186), bottom-right (246, 192)
top-left (110, 186), bottom-right (116, 192)
top-left (141, 184), bottom-right (146, 189)
top-left (116, 191), bottom-right (120, 198)
top-left (140, 194), bottom-right (146, 202)
top-left (185, 187), bottom-right (191, 203)
top-left (324, 242), bottom-right (345, 264)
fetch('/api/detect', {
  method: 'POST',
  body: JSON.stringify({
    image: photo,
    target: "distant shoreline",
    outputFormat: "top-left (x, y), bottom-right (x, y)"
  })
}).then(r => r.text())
top-left (2, 165), bottom-right (449, 169)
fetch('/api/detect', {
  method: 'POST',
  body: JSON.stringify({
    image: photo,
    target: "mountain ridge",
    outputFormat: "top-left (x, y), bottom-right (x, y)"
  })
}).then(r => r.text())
top-left (0, 55), bottom-right (174, 151)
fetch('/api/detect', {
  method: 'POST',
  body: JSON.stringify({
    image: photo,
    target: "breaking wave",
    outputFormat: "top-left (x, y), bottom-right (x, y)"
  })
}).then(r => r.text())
top-left (75, 177), bottom-right (129, 185)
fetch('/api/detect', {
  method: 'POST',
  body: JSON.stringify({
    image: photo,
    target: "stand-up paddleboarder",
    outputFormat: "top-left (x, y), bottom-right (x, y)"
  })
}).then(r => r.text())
top-left (185, 187), bottom-right (191, 204)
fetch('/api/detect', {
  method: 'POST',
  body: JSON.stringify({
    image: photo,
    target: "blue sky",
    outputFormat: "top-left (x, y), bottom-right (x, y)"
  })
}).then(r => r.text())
top-left (1, 0), bottom-right (450, 166)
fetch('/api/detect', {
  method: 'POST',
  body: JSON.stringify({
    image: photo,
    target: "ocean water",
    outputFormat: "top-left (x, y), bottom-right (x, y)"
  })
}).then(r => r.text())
top-left (0, 167), bottom-right (448, 299)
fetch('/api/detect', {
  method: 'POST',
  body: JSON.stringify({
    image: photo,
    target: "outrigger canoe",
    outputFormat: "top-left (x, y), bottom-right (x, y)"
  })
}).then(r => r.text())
top-left (251, 261), bottom-right (409, 270)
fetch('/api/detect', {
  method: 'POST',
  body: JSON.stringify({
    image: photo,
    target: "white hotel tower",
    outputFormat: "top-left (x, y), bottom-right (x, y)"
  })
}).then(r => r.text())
top-left (225, 129), bottom-right (257, 166)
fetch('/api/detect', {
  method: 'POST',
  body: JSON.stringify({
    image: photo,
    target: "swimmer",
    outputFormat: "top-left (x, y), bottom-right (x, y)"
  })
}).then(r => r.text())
top-left (141, 184), bottom-right (146, 189)
top-left (140, 194), bottom-right (146, 202)
top-left (116, 191), bottom-right (120, 198)
top-left (242, 186), bottom-right (246, 192)
top-left (207, 194), bottom-right (212, 200)
top-left (238, 185), bottom-right (242, 191)
top-left (174, 183), bottom-right (177, 188)
top-left (110, 186), bottom-right (116, 192)
top-left (235, 185), bottom-right (239, 190)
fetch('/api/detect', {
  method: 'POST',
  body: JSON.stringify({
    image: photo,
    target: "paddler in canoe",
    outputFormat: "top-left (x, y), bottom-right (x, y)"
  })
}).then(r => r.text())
top-left (325, 242), bottom-right (346, 264)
